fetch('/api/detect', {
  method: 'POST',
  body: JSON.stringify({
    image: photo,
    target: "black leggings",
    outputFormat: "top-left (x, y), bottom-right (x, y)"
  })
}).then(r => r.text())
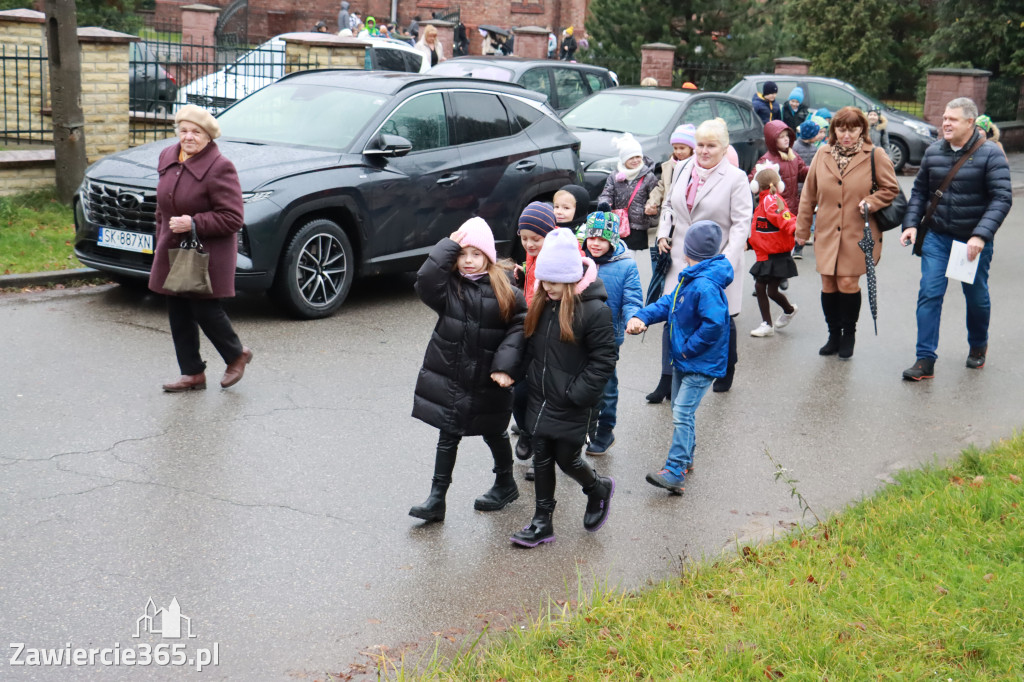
top-left (755, 277), bottom-right (794, 325)
top-left (532, 436), bottom-right (598, 513)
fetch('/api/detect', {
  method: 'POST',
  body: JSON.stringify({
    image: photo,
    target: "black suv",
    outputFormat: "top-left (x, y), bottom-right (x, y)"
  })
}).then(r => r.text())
top-left (428, 57), bottom-right (617, 113)
top-left (74, 71), bottom-right (583, 318)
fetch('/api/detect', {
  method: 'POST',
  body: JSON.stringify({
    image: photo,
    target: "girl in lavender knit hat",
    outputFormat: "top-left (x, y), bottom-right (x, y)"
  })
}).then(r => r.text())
top-left (510, 228), bottom-right (617, 547)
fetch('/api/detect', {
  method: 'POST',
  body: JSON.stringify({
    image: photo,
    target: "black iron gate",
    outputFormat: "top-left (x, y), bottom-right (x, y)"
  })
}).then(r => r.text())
top-left (215, 0), bottom-right (249, 50)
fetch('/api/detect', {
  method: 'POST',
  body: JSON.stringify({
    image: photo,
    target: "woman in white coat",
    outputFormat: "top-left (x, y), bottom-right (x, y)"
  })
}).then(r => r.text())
top-left (414, 25), bottom-right (445, 67)
top-left (654, 118), bottom-right (752, 393)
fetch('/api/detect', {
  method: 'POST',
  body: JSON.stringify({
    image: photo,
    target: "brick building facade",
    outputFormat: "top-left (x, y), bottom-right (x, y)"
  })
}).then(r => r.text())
top-left (156, 0), bottom-right (589, 56)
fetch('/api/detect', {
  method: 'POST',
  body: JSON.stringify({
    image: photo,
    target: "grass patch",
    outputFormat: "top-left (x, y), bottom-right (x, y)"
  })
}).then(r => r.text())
top-left (394, 435), bottom-right (1024, 680)
top-left (0, 188), bottom-right (80, 275)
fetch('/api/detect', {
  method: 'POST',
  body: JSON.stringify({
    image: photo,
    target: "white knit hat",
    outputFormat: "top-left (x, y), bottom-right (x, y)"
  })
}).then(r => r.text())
top-left (614, 133), bottom-right (643, 164)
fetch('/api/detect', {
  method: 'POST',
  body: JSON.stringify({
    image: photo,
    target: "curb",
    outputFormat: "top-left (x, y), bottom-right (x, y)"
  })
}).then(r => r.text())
top-left (0, 267), bottom-right (106, 289)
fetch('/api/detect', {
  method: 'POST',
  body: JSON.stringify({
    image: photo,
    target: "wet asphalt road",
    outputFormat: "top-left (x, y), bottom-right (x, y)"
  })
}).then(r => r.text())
top-left (2, 175), bottom-right (1022, 680)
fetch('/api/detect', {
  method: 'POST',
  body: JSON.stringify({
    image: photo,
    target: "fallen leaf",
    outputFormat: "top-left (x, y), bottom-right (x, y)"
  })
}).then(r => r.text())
top-left (936, 585), bottom-right (949, 595)
top-left (606, 646), bottom-right (619, 658)
top-left (598, 627), bottom-right (611, 639)
top-left (983, 573), bottom-right (995, 582)
top-left (731, 605), bottom-right (740, 614)
top-left (970, 475), bottom-right (985, 488)
top-left (843, 555), bottom-right (857, 568)
top-left (850, 622), bottom-right (867, 631)
top-left (556, 638), bottom-right (568, 649)
top-left (1009, 474), bottom-right (1021, 484)
top-left (667, 622), bottom-right (680, 631)
top-left (806, 574), bottom-right (817, 584)
top-left (555, 599), bottom-right (567, 606)
top-left (837, 631), bottom-right (851, 642)
top-left (764, 665), bottom-right (783, 678)
top-left (366, 618), bottom-right (381, 624)
top-left (950, 476), bottom-right (964, 486)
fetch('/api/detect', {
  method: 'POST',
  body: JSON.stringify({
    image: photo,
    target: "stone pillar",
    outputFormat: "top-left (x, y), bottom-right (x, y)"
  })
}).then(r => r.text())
top-left (513, 26), bottom-right (548, 60)
top-left (924, 68), bottom-right (991, 128)
top-left (420, 20), bottom-right (453, 61)
top-left (0, 9), bottom-right (48, 141)
top-left (77, 28), bottom-right (134, 161)
top-left (281, 34), bottom-right (368, 75)
top-left (774, 56), bottom-right (811, 76)
top-left (179, 4), bottom-right (220, 84)
top-left (640, 43), bottom-right (675, 88)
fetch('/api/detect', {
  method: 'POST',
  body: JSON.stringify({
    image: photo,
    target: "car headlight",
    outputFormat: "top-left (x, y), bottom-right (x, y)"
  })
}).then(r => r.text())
top-left (242, 191), bottom-right (273, 203)
top-left (586, 156), bottom-right (619, 175)
top-left (905, 120), bottom-right (936, 138)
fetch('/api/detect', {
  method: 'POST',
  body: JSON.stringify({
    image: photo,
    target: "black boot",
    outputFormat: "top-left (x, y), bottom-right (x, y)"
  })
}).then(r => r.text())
top-left (510, 503), bottom-right (556, 547)
top-left (475, 432), bottom-right (519, 511)
top-left (409, 482), bottom-right (449, 522)
top-left (838, 292), bottom-right (861, 360)
top-left (645, 374), bottom-right (672, 403)
top-left (818, 291), bottom-right (841, 356)
top-left (583, 476), bottom-right (615, 532)
top-left (409, 432), bottom-right (458, 522)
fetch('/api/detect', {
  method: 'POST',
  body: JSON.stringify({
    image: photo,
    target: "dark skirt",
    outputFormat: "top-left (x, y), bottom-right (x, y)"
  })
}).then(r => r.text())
top-left (623, 227), bottom-right (649, 251)
top-left (750, 252), bottom-right (799, 281)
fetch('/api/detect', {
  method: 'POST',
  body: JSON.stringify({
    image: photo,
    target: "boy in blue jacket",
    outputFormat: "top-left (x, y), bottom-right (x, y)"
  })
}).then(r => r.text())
top-left (580, 206), bottom-right (642, 456)
top-left (626, 220), bottom-right (733, 493)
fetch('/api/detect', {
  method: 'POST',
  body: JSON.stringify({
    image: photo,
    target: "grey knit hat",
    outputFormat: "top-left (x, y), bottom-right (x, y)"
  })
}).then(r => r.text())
top-left (683, 220), bottom-right (723, 261)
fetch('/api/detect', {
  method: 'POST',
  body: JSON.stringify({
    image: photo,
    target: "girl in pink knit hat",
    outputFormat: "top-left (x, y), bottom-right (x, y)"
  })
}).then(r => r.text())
top-left (409, 218), bottom-right (528, 523)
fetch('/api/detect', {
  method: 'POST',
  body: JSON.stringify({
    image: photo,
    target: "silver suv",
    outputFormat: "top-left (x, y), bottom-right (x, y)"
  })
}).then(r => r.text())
top-left (729, 75), bottom-right (938, 172)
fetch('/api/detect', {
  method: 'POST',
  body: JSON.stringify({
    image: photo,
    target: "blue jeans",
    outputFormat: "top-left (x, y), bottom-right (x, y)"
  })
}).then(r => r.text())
top-left (916, 230), bottom-right (994, 360)
top-left (665, 370), bottom-right (714, 477)
top-left (595, 367), bottom-right (618, 437)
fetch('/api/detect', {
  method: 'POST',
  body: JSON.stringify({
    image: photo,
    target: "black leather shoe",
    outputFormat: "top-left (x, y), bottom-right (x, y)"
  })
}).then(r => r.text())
top-left (645, 374), bottom-right (672, 403)
top-left (966, 347), bottom-right (986, 369)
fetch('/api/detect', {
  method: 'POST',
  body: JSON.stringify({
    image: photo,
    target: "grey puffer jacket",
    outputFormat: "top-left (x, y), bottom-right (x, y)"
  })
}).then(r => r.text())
top-left (412, 238), bottom-right (527, 436)
top-left (598, 157), bottom-right (658, 250)
top-left (903, 129), bottom-right (1012, 244)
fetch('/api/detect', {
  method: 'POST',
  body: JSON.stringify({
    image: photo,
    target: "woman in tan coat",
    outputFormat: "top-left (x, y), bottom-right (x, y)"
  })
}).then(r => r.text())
top-left (797, 106), bottom-right (898, 359)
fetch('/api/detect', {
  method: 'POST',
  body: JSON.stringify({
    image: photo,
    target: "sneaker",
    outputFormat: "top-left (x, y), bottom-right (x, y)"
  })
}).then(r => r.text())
top-left (902, 358), bottom-right (935, 381)
top-left (646, 469), bottom-right (685, 494)
top-left (966, 346), bottom-right (986, 369)
top-left (792, 245), bottom-right (804, 260)
top-left (775, 305), bottom-right (798, 329)
top-left (750, 321), bottom-right (775, 337)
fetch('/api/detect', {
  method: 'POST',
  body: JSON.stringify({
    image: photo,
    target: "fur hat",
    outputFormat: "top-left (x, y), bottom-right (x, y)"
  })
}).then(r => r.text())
top-left (762, 81), bottom-right (778, 96)
top-left (750, 160), bottom-right (784, 194)
top-left (175, 104), bottom-right (221, 139)
top-left (670, 123), bottom-right (697, 149)
top-left (613, 133), bottom-right (644, 164)
top-left (683, 220), bottom-right (723, 262)
top-left (787, 86), bottom-right (804, 104)
top-left (797, 119), bottom-right (820, 141)
top-left (535, 228), bottom-right (584, 283)
top-left (455, 217), bottom-right (497, 263)
top-left (518, 201), bottom-right (557, 237)
top-left (584, 202), bottom-right (620, 245)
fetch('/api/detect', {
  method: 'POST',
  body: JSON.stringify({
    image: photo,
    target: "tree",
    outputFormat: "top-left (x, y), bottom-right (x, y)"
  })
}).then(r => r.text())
top-left (921, 0), bottom-right (1024, 77)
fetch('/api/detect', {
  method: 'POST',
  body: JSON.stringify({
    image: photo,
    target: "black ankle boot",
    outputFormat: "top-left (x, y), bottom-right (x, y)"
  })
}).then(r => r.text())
top-left (510, 507), bottom-right (555, 547)
top-left (838, 292), bottom-right (861, 360)
top-left (474, 470), bottom-right (519, 511)
top-left (819, 291), bottom-right (841, 356)
top-left (583, 476), bottom-right (615, 532)
top-left (645, 374), bottom-right (672, 403)
top-left (409, 482), bottom-right (449, 522)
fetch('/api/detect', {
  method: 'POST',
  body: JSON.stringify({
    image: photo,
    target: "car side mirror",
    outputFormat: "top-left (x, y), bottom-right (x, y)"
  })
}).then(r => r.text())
top-left (365, 133), bottom-right (413, 157)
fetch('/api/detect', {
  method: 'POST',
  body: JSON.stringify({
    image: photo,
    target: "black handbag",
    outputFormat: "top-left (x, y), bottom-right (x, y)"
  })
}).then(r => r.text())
top-left (869, 147), bottom-right (908, 232)
top-left (163, 220), bottom-right (213, 295)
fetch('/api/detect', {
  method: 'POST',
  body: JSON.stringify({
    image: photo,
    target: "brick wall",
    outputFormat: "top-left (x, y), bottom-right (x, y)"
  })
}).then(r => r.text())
top-left (282, 34), bottom-right (366, 73)
top-left (0, 9), bottom-right (48, 143)
top-left (78, 29), bottom-right (134, 161)
top-left (640, 43), bottom-right (675, 88)
top-left (0, 151), bottom-right (55, 196)
top-left (923, 68), bottom-right (990, 129)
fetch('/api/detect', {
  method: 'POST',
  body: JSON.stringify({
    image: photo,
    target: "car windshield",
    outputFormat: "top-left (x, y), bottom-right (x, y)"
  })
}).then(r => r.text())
top-left (217, 82), bottom-right (388, 151)
top-left (562, 92), bottom-right (682, 136)
top-left (429, 62), bottom-right (515, 82)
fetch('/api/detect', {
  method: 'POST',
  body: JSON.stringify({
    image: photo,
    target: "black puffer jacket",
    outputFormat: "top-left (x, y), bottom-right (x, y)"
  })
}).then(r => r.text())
top-left (524, 273), bottom-right (616, 444)
top-left (412, 239), bottom-right (527, 436)
top-left (903, 129), bottom-right (1012, 243)
top-left (598, 158), bottom-right (658, 250)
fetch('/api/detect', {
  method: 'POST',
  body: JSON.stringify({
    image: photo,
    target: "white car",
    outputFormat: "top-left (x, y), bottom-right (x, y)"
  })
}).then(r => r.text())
top-left (177, 33), bottom-right (429, 113)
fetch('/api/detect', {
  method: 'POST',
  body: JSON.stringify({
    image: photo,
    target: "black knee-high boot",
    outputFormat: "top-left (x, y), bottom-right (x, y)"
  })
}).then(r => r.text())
top-left (838, 291), bottom-right (861, 360)
top-left (819, 291), bottom-right (842, 355)
top-left (409, 432), bottom-right (459, 522)
top-left (474, 432), bottom-right (519, 511)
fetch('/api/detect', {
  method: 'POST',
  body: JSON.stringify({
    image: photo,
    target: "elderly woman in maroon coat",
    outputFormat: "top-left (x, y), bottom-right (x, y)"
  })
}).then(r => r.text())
top-left (150, 105), bottom-right (252, 392)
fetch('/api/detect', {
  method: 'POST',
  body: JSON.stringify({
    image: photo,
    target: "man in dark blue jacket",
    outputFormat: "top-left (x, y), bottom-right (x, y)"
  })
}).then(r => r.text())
top-left (899, 97), bottom-right (1012, 380)
top-left (752, 81), bottom-right (782, 125)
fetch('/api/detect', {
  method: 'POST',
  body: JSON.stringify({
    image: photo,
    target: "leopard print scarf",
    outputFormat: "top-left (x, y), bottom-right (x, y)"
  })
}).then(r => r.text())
top-left (829, 138), bottom-right (863, 175)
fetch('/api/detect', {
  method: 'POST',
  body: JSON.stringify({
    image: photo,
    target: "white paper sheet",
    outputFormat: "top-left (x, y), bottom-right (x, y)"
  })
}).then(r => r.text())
top-left (945, 240), bottom-right (979, 285)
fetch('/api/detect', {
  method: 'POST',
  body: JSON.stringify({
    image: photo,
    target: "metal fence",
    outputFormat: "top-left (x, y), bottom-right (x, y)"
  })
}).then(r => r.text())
top-left (579, 50), bottom-right (747, 92)
top-left (1, 43), bottom-right (49, 145)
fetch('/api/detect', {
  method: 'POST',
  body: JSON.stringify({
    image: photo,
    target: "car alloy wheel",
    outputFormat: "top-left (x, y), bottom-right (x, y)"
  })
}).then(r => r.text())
top-left (888, 139), bottom-right (908, 173)
top-left (275, 219), bottom-right (355, 319)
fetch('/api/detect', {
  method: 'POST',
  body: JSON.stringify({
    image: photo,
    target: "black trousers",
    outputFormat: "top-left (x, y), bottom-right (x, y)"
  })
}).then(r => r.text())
top-left (167, 296), bottom-right (243, 375)
top-left (432, 430), bottom-right (512, 484)
top-left (532, 436), bottom-right (598, 513)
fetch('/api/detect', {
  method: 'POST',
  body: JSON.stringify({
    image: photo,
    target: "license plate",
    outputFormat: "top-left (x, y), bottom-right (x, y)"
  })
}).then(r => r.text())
top-left (98, 228), bottom-right (153, 254)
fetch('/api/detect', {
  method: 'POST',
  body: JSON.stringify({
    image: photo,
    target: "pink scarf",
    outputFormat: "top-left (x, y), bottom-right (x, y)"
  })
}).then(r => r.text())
top-left (685, 160), bottom-right (719, 211)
